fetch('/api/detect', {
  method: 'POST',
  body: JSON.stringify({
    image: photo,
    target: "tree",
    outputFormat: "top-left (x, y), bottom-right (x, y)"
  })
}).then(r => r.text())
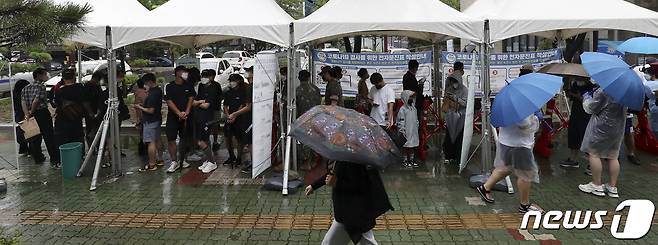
top-left (0, 0), bottom-right (91, 48)
top-left (138, 0), bottom-right (169, 10)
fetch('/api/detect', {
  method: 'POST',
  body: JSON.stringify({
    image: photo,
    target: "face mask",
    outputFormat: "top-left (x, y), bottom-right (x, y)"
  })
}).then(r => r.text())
top-left (180, 72), bottom-right (189, 80)
top-left (99, 79), bottom-right (106, 86)
top-left (229, 82), bottom-right (238, 88)
top-left (200, 78), bottom-right (210, 84)
top-left (144, 84), bottom-right (150, 90)
top-left (452, 83), bottom-right (459, 89)
top-left (454, 70), bottom-right (464, 77)
top-left (645, 74), bottom-right (652, 81)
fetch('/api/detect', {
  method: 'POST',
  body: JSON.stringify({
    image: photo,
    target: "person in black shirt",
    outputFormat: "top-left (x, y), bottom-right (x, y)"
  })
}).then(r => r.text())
top-left (13, 79), bottom-right (31, 157)
top-left (234, 66), bottom-right (254, 173)
top-left (223, 74), bottom-right (247, 167)
top-left (135, 73), bottom-right (164, 171)
top-left (53, 69), bottom-right (89, 158)
top-left (208, 70), bottom-right (224, 151)
top-left (402, 60), bottom-right (425, 119)
top-left (164, 66), bottom-right (195, 173)
top-left (195, 69), bottom-right (222, 173)
top-left (84, 71), bottom-right (106, 148)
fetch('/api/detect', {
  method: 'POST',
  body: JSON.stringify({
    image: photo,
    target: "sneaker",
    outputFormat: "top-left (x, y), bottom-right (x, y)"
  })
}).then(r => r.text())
top-left (410, 159), bottom-right (421, 168)
top-left (240, 164), bottom-right (252, 174)
top-left (201, 162), bottom-right (218, 174)
top-left (166, 161), bottom-right (180, 173)
top-left (401, 160), bottom-right (412, 168)
top-left (186, 152), bottom-right (204, 162)
top-left (584, 166), bottom-right (592, 176)
top-left (559, 159), bottom-right (579, 168)
top-left (578, 182), bottom-right (605, 197)
top-left (604, 184), bottom-right (619, 198)
top-left (627, 155), bottom-right (641, 165)
top-left (519, 203), bottom-right (544, 214)
top-left (182, 161), bottom-right (191, 169)
top-left (198, 161), bottom-right (210, 171)
top-left (223, 158), bottom-right (236, 166)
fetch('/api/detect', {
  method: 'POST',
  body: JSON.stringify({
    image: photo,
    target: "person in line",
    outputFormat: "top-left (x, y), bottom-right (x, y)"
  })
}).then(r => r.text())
top-left (135, 73), bottom-right (164, 171)
top-left (403, 60), bottom-right (426, 120)
top-left (133, 77), bottom-right (148, 156)
top-left (164, 66), bottom-right (195, 173)
top-left (223, 74), bottom-right (247, 167)
top-left (195, 69), bottom-right (222, 174)
top-left (578, 88), bottom-right (626, 198)
top-left (83, 71), bottom-right (106, 148)
top-left (646, 65), bottom-right (658, 143)
top-left (560, 78), bottom-right (595, 168)
top-left (355, 68), bottom-right (370, 115)
top-left (234, 66), bottom-right (254, 174)
top-left (323, 66), bottom-right (344, 107)
top-left (295, 70), bottom-right (321, 170)
top-left (397, 90), bottom-right (420, 168)
top-left (443, 75), bottom-right (467, 165)
top-left (368, 73), bottom-right (395, 130)
top-left (53, 69), bottom-right (88, 155)
top-left (208, 70), bottom-right (224, 152)
top-left (13, 79), bottom-right (31, 157)
top-left (186, 67), bottom-right (202, 160)
top-left (305, 161), bottom-right (393, 245)
top-left (476, 113), bottom-right (542, 213)
top-left (623, 112), bottom-right (641, 165)
top-left (22, 68), bottom-right (58, 167)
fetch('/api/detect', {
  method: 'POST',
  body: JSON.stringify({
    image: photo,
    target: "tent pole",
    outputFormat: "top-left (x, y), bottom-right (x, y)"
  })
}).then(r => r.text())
top-left (106, 26), bottom-right (121, 177)
top-left (282, 23), bottom-right (294, 196)
top-left (77, 48), bottom-right (83, 83)
top-left (8, 61), bottom-right (19, 174)
top-left (432, 42), bottom-right (442, 129)
top-left (480, 20), bottom-right (492, 173)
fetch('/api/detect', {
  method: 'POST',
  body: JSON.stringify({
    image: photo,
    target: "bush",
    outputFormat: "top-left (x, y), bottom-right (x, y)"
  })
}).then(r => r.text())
top-left (29, 52), bottom-right (52, 63)
top-left (0, 228), bottom-right (21, 245)
top-left (124, 74), bottom-right (139, 86)
top-left (0, 61), bottom-right (41, 76)
top-left (130, 58), bottom-right (150, 68)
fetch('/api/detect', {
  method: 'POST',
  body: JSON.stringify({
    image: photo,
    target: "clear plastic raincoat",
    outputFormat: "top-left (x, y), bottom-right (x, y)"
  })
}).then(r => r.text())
top-left (580, 89), bottom-right (627, 159)
top-left (396, 90), bottom-right (419, 148)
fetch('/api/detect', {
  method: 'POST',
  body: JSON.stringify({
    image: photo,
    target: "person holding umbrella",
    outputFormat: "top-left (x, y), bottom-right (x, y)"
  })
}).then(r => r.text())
top-left (560, 78), bottom-right (595, 168)
top-left (476, 72), bottom-right (563, 213)
top-left (577, 52), bottom-right (646, 198)
top-left (293, 106), bottom-right (397, 245)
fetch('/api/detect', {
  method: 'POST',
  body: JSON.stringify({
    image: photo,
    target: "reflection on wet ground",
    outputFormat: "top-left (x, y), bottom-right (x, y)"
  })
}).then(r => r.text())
top-left (0, 128), bottom-right (657, 244)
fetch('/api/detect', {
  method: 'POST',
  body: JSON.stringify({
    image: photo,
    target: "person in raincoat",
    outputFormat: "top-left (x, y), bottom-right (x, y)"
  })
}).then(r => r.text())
top-left (397, 90), bottom-right (420, 168)
top-left (560, 78), bottom-right (595, 168)
top-left (443, 75), bottom-right (467, 164)
top-left (646, 64), bottom-right (658, 140)
top-left (305, 161), bottom-right (393, 245)
top-left (578, 89), bottom-right (626, 198)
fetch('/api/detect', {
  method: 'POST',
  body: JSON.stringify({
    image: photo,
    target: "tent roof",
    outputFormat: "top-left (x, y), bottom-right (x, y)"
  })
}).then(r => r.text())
top-left (293, 0), bottom-right (483, 45)
top-left (463, 0), bottom-right (658, 43)
top-left (119, 0), bottom-right (294, 48)
top-left (54, 0), bottom-right (150, 49)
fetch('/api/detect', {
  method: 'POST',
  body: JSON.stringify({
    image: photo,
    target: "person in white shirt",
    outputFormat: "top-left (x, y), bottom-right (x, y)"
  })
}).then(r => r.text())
top-left (368, 73), bottom-right (395, 129)
top-left (476, 114), bottom-right (542, 213)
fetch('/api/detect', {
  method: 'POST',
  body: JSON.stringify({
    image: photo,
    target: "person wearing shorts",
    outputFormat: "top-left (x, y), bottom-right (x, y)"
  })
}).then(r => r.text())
top-left (223, 74), bottom-right (247, 167)
top-left (195, 69), bottom-right (222, 174)
top-left (135, 74), bottom-right (163, 172)
top-left (164, 66), bottom-right (196, 173)
top-left (476, 114), bottom-right (542, 213)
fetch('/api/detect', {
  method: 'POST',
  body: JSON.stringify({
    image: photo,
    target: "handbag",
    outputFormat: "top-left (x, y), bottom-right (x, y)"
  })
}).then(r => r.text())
top-left (62, 100), bottom-right (84, 121)
top-left (20, 117), bottom-right (41, 140)
top-left (386, 126), bottom-right (407, 148)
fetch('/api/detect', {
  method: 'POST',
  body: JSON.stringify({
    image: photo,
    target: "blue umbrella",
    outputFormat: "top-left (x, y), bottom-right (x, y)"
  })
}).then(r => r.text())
top-left (616, 37), bottom-right (658, 55)
top-left (580, 52), bottom-right (645, 111)
top-left (491, 73), bottom-right (563, 128)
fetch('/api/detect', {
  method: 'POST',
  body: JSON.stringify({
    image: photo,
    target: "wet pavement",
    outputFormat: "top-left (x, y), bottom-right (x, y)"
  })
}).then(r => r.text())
top-left (1, 127), bottom-right (658, 244)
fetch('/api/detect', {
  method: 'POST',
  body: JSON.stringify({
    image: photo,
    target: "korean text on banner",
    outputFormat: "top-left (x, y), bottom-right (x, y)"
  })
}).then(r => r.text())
top-left (441, 49), bottom-right (562, 96)
top-left (312, 50), bottom-right (433, 97)
top-left (252, 53), bottom-right (278, 178)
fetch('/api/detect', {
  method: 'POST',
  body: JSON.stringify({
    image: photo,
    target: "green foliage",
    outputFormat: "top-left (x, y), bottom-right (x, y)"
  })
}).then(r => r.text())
top-left (538, 38), bottom-right (556, 51)
top-left (130, 58), bottom-right (150, 68)
top-left (156, 76), bottom-right (166, 85)
top-left (440, 0), bottom-right (459, 9)
top-left (0, 0), bottom-right (91, 48)
top-left (29, 51), bottom-right (52, 63)
top-left (0, 61), bottom-right (41, 76)
top-left (124, 74), bottom-right (140, 86)
top-left (138, 0), bottom-right (169, 10)
top-left (0, 228), bottom-right (21, 245)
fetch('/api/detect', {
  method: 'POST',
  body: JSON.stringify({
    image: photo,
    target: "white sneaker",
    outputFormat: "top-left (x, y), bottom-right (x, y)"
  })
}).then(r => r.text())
top-left (182, 161), bottom-right (191, 169)
top-left (579, 182), bottom-right (605, 197)
top-left (198, 161), bottom-right (209, 171)
top-left (166, 161), bottom-right (180, 173)
top-left (605, 184), bottom-right (619, 198)
top-left (201, 162), bottom-right (218, 174)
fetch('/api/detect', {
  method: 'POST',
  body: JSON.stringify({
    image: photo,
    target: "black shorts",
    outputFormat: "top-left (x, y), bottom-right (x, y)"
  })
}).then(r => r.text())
top-left (166, 117), bottom-right (188, 142)
top-left (196, 121), bottom-right (210, 143)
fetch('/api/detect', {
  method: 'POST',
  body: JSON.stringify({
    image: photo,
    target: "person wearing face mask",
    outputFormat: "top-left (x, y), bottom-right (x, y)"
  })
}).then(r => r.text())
top-left (22, 68), bottom-right (58, 166)
top-left (234, 66), bottom-right (254, 174)
top-left (397, 90), bottom-right (420, 168)
top-left (324, 66), bottom-right (344, 107)
top-left (133, 76), bottom-right (149, 156)
top-left (164, 66), bottom-right (196, 173)
top-left (206, 70), bottom-right (224, 152)
top-left (368, 73), bottom-right (395, 130)
top-left (296, 70), bottom-right (321, 170)
top-left (403, 60), bottom-right (426, 120)
top-left (560, 78), bottom-right (595, 168)
top-left (135, 73), bottom-right (164, 172)
top-left (223, 74), bottom-right (247, 168)
top-left (84, 71), bottom-right (107, 148)
top-left (194, 69), bottom-right (222, 173)
top-left (443, 75), bottom-right (467, 165)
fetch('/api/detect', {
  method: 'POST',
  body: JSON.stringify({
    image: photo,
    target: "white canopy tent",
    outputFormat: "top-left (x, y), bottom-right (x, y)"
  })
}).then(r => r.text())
top-left (120, 0), bottom-right (294, 48)
top-left (293, 0), bottom-right (483, 45)
top-left (463, 0), bottom-right (658, 43)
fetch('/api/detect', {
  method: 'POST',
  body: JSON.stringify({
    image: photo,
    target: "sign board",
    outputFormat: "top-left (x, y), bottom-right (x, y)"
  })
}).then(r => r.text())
top-left (441, 49), bottom-right (563, 95)
top-left (251, 53), bottom-right (278, 178)
top-left (312, 50), bottom-right (433, 97)
top-left (174, 56), bottom-right (200, 69)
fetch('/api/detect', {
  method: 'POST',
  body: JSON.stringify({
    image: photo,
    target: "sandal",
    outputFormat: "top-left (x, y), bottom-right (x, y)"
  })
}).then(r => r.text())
top-left (476, 185), bottom-right (495, 204)
top-left (519, 203), bottom-right (544, 214)
top-left (156, 160), bottom-right (165, 166)
top-left (138, 164), bottom-right (158, 172)
top-left (101, 162), bottom-right (112, 168)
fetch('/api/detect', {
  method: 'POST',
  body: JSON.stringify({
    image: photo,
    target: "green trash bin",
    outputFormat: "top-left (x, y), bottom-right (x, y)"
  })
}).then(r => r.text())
top-left (59, 142), bottom-right (83, 178)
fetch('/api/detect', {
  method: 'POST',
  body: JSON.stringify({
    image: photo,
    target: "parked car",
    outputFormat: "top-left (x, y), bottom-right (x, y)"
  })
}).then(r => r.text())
top-left (149, 57), bottom-right (173, 67)
top-left (48, 60), bottom-right (63, 71)
top-left (222, 51), bottom-right (253, 68)
top-left (389, 48), bottom-right (411, 54)
top-left (44, 60), bottom-right (132, 92)
top-left (0, 72), bottom-right (34, 97)
top-left (320, 48), bottom-right (340, 53)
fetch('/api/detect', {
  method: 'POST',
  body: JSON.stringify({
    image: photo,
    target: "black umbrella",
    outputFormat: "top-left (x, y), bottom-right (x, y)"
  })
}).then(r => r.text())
top-left (289, 106), bottom-right (402, 169)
